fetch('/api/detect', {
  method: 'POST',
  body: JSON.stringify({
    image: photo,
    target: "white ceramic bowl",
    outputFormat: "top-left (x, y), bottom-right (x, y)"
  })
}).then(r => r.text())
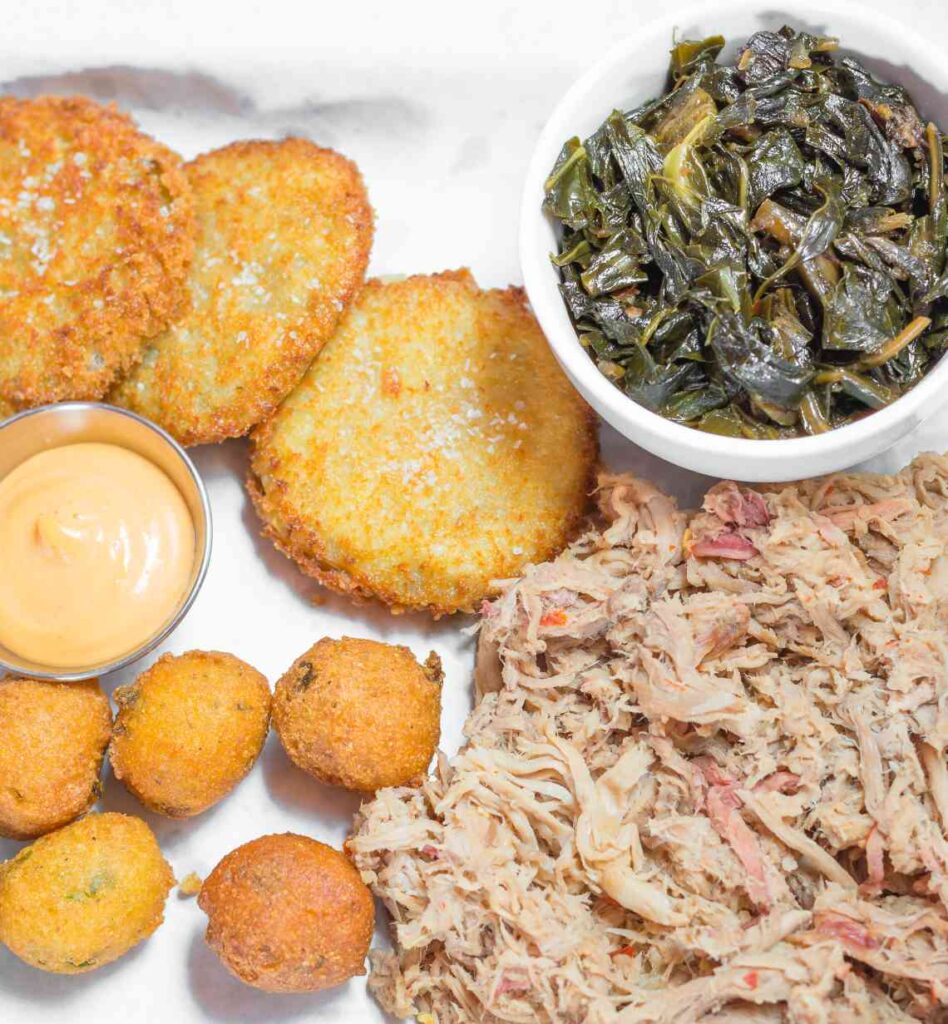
top-left (520, 0), bottom-right (948, 481)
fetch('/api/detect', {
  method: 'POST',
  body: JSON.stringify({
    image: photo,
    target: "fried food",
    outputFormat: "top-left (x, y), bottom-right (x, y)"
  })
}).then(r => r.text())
top-left (274, 637), bottom-right (442, 792)
top-left (177, 872), bottom-right (202, 899)
top-left (198, 833), bottom-right (374, 992)
top-left (0, 96), bottom-right (194, 414)
top-left (109, 138), bottom-right (373, 445)
top-left (109, 650), bottom-right (271, 817)
top-left (0, 812), bottom-right (173, 973)
top-left (248, 270), bottom-right (598, 613)
top-left (0, 677), bottom-right (111, 840)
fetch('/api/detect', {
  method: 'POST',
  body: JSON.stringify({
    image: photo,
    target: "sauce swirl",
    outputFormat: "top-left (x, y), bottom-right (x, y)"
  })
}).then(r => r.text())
top-left (0, 442), bottom-right (195, 668)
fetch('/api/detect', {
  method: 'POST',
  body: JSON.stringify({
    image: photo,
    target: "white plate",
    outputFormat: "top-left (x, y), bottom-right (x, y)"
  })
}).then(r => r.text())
top-left (0, 3), bottom-right (946, 1022)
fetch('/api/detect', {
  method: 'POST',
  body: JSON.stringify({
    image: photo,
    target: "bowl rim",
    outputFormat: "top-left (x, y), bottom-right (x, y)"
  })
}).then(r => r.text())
top-left (0, 401), bottom-right (213, 682)
top-left (519, 0), bottom-right (948, 463)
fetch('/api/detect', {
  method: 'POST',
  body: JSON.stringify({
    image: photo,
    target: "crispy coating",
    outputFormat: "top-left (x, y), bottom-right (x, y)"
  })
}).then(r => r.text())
top-left (248, 270), bottom-right (598, 613)
top-left (0, 96), bottom-right (195, 412)
top-left (0, 812), bottom-right (173, 973)
top-left (177, 872), bottom-right (202, 899)
top-left (0, 677), bottom-right (111, 840)
top-left (109, 650), bottom-right (271, 818)
top-left (109, 138), bottom-right (373, 446)
top-left (274, 637), bottom-right (442, 792)
top-left (198, 833), bottom-right (373, 992)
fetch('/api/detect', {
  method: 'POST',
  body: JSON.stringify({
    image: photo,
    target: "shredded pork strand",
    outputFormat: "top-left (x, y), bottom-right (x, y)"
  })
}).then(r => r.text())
top-left (349, 454), bottom-right (948, 1024)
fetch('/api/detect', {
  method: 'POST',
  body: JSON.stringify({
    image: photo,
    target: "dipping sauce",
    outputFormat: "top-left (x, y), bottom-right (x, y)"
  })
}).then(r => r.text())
top-left (0, 442), bottom-right (195, 668)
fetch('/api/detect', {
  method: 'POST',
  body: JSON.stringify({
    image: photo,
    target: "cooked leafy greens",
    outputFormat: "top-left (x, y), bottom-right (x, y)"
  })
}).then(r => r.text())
top-left (544, 26), bottom-right (948, 437)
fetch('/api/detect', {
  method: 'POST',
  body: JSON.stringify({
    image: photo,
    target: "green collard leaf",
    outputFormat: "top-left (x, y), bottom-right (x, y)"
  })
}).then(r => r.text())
top-left (579, 232), bottom-right (650, 297)
top-left (663, 382), bottom-right (729, 422)
top-left (669, 36), bottom-right (725, 82)
top-left (606, 113), bottom-right (663, 216)
top-left (746, 128), bottom-right (805, 209)
top-left (710, 312), bottom-right (813, 407)
top-left (543, 139), bottom-right (594, 229)
top-left (822, 265), bottom-right (900, 352)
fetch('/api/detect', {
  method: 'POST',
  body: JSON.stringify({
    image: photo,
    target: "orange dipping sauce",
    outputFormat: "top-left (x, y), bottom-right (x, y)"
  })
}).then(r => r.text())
top-left (0, 442), bottom-right (195, 668)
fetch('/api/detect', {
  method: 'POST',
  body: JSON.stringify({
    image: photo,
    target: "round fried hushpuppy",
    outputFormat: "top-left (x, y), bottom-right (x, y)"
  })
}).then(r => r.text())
top-left (109, 138), bottom-right (373, 446)
top-left (247, 270), bottom-right (598, 614)
top-left (109, 650), bottom-right (271, 817)
top-left (274, 637), bottom-right (442, 792)
top-left (0, 96), bottom-right (195, 413)
top-left (198, 833), bottom-right (374, 992)
top-left (0, 677), bottom-right (111, 840)
top-left (0, 812), bottom-right (173, 973)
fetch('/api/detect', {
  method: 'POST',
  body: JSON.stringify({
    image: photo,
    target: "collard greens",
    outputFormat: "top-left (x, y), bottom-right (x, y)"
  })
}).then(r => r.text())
top-left (544, 27), bottom-right (948, 437)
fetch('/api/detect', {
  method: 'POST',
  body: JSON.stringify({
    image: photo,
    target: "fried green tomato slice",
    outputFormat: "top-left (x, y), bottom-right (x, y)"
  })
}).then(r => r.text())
top-left (109, 650), bottom-right (271, 817)
top-left (274, 637), bottom-right (442, 792)
top-left (198, 833), bottom-right (374, 992)
top-left (0, 812), bottom-right (173, 973)
top-left (0, 96), bottom-right (195, 413)
top-left (0, 677), bottom-right (111, 840)
top-left (248, 270), bottom-right (598, 614)
top-left (109, 138), bottom-right (373, 446)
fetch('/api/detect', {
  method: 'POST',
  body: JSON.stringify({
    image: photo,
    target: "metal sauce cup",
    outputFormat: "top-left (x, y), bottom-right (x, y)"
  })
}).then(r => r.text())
top-left (0, 402), bottom-right (212, 680)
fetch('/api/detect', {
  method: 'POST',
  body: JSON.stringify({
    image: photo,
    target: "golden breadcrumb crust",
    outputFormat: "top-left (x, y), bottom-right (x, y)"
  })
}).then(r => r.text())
top-left (109, 650), bottom-right (271, 818)
top-left (248, 269), bottom-right (598, 614)
top-left (177, 872), bottom-right (203, 898)
top-left (198, 833), bottom-right (374, 992)
top-left (273, 636), bottom-right (442, 792)
top-left (109, 137), bottom-right (373, 445)
top-left (0, 95), bottom-right (195, 413)
top-left (0, 676), bottom-right (111, 840)
top-left (0, 812), bottom-right (173, 973)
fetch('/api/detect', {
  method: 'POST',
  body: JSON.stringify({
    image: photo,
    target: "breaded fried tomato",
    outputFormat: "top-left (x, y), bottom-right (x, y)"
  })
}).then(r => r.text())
top-left (0, 812), bottom-right (173, 973)
top-left (274, 637), bottom-right (442, 792)
top-left (248, 270), bottom-right (598, 613)
top-left (110, 138), bottom-right (373, 445)
top-left (0, 676), bottom-right (111, 840)
top-left (109, 650), bottom-right (271, 817)
top-left (198, 833), bottom-right (374, 992)
top-left (0, 96), bottom-right (195, 414)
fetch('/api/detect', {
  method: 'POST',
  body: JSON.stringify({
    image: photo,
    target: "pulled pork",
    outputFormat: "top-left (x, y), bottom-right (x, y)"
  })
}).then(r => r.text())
top-left (349, 454), bottom-right (948, 1023)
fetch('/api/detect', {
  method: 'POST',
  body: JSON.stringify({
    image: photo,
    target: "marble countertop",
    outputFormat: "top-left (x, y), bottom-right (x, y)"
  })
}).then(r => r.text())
top-left (0, 2), bottom-right (946, 1021)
